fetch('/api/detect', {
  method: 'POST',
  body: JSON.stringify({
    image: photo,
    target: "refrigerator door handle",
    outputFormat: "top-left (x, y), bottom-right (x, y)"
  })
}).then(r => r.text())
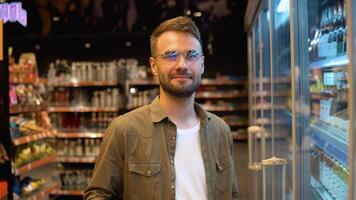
top-left (247, 126), bottom-right (266, 171)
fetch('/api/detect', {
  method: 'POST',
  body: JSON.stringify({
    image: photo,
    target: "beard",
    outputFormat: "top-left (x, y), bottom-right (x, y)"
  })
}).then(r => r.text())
top-left (158, 69), bottom-right (201, 97)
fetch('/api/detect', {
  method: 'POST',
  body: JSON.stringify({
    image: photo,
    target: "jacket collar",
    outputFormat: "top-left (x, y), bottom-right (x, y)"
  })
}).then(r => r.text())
top-left (150, 96), bottom-right (210, 124)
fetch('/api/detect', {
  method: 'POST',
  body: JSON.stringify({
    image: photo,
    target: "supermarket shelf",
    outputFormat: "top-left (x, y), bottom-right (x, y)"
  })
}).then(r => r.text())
top-left (250, 104), bottom-right (286, 110)
top-left (195, 92), bottom-right (248, 99)
top-left (16, 182), bottom-right (58, 200)
top-left (57, 156), bottom-right (96, 163)
top-left (227, 121), bottom-right (248, 127)
top-left (13, 131), bottom-right (54, 146)
top-left (49, 81), bottom-right (118, 87)
top-left (56, 132), bottom-right (104, 138)
top-left (252, 77), bottom-right (290, 84)
top-left (255, 118), bottom-right (285, 125)
top-left (251, 91), bottom-right (290, 97)
top-left (48, 106), bottom-right (119, 113)
top-left (310, 124), bottom-right (348, 166)
top-left (231, 132), bottom-right (247, 141)
top-left (310, 55), bottom-right (349, 69)
top-left (10, 104), bottom-right (47, 114)
top-left (10, 78), bottom-right (47, 85)
top-left (201, 105), bottom-right (248, 112)
top-left (50, 189), bottom-right (83, 196)
top-left (200, 79), bottom-right (247, 86)
top-left (127, 79), bottom-right (158, 85)
top-left (15, 155), bottom-right (56, 175)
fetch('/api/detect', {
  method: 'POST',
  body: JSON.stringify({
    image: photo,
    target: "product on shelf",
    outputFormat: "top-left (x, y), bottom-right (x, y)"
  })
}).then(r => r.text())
top-left (127, 88), bottom-right (159, 109)
top-left (14, 142), bottom-right (55, 168)
top-left (57, 164), bottom-right (93, 190)
top-left (13, 176), bottom-right (46, 197)
top-left (9, 112), bottom-right (53, 139)
top-left (9, 48), bottom-right (39, 83)
top-left (9, 84), bottom-right (45, 108)
top-left (57, 138), bottom-right (100, 157)
top-left (308, 0), bottom-right (347, 62)
top-left (0, 143), bottom-right (9, 165)
top-left (47, 58), bottom-right (138, 85)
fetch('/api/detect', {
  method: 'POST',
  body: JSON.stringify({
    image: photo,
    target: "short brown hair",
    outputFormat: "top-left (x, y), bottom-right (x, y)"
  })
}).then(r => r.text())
top-left (150, 16), bottom-right (202, 56)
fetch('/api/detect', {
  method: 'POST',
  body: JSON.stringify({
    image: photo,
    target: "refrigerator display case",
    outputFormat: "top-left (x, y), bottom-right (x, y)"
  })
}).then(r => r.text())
top-left (245, 0), bottom-right (355, 199)
top-left (304, 0), bottom-right (349, 199)
top-left (247, 0), bottom-right (293, 199)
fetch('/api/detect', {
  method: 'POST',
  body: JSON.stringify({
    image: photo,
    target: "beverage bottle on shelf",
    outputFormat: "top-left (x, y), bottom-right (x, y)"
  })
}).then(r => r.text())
top-left (75, 139), bottom-right (83, 156)
top-left (84, 139), bottom-right (90, 156)
top-left (89, 139), bottom-right (96, 156)
top-left (87, 62), bottom-right (93, 82)
top-left (63, 139), bottom-right (69, 156)
top-left (112, 89), bottom-right (119, 108)
top-left (57, 139), bottom-right (64, 156)
top-left (81, 63), bottom-right (87, 82)
top-left (94, 139), bottom-right (100, 155)
top-left (67, 140), bottom-right (74, 156)
top-left (71, 63), bottom-right (77, 82)
top-left (337, 2), bottom-right (343, 26)
top-left (47, 63), bottom-right (56, 85)
top-left (91, 112), bottom-right (97, 132)
top-left (106, 89), bottom-right (113, 108)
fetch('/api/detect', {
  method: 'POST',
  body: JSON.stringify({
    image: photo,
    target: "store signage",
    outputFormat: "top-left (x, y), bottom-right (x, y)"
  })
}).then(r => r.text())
top-left (0, 2), bottom-right (27, 27)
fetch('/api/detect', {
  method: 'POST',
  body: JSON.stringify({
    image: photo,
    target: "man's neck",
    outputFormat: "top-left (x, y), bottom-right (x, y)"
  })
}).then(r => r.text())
top-left (159, 90), bottom-right (199, 129)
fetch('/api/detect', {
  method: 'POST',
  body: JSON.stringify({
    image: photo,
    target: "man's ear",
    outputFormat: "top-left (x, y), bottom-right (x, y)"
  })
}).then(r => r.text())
top-left (150, 57), bottom-right (158, 76)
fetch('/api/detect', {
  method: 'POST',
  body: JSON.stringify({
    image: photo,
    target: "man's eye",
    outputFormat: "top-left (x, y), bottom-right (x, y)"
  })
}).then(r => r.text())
top-left (163, 51), bottom-right (178, 60)
top-left (186, 50), bottom-right (200, 59)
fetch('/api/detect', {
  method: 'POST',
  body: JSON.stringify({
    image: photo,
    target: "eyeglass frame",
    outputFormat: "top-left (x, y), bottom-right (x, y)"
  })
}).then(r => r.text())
top-left (152, 49), bottom-right (204, 64)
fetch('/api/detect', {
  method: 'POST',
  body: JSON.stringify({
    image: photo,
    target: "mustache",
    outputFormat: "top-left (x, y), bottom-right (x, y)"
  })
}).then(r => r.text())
top-left (169, 72), bottom-right (192, 79)
top-left (169, 68), bottom-right (192, 78)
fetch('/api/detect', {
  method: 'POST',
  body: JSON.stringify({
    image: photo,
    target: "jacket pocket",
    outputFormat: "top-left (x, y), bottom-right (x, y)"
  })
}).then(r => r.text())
top-left (128, 163), bottom-right (162, 200)
top-left (216, 156), bottom-right (233, 193)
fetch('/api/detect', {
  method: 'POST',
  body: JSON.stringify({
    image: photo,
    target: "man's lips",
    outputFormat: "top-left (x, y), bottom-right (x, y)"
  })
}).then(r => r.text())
top-left (171, 75), bottom-right (192, 79)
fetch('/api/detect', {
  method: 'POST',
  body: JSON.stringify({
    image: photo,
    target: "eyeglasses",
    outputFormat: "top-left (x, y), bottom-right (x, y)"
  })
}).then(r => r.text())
top-left (153, 49), bottom-right (203, 64)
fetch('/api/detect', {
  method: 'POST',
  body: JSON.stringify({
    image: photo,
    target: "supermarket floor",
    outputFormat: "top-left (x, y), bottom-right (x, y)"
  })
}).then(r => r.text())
top-left (234, 141), bottom-right (250, 200)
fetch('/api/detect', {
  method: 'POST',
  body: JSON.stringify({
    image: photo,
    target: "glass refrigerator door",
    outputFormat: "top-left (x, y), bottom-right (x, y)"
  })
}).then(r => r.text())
top-left (268, 0), bottom-right (293, 199)
top-left (248, 2), bottom-right (272, 199)
top-left (297, 0), bottom-right (350, 199)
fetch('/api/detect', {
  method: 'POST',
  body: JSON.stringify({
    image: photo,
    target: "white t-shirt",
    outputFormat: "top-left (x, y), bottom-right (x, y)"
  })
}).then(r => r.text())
top-left (175, 122), bottom-right (207, 200)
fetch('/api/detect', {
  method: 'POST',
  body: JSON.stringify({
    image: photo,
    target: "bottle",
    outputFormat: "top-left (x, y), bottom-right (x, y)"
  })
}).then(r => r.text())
top-left (87, 62), bottom-right (93, 82)
top-left (337, 27), bottom-right (345, 55)
top-left (47, 63), bottom-right (56, 85)
top-left (75, 139), bottom-right (83, 156)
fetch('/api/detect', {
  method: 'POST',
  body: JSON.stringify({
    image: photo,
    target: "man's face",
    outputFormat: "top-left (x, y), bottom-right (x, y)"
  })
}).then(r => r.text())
top-left (150, 31), bottom-right (204, 98)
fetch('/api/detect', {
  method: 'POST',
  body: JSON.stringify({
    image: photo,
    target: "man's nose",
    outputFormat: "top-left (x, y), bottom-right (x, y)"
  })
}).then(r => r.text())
top-left (175, 54), bottom-right (189, 68)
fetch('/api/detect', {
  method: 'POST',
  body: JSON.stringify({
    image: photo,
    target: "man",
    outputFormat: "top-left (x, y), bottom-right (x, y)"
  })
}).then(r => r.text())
top-left (84, 16), bottom-right (238, 200)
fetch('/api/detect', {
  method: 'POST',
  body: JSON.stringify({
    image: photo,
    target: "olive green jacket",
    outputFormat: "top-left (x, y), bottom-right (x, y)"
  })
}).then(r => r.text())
top-left (83, 97), bottom-right (239, 200)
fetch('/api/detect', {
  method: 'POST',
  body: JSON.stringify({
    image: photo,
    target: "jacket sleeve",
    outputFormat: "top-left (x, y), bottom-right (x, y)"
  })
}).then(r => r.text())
top-left (83, 119), bottom-right (124, 200)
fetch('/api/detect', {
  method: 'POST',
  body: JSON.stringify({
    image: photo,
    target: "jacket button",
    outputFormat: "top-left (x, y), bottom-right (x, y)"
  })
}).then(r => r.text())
top-left (171, 184), bottom-right (175, 189)
top-left (172, 136), bottom-right (176, 140)
top-left (218, 166), bottom-right (223, 171)
top-left (147, 170), bottom-right (151, 175)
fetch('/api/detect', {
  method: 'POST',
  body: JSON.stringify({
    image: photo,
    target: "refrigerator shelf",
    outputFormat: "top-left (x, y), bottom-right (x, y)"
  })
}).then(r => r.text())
top-left (310, 55), bottom-right (349, 69)
top-left (310, 124), bottom-right (348, 166)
